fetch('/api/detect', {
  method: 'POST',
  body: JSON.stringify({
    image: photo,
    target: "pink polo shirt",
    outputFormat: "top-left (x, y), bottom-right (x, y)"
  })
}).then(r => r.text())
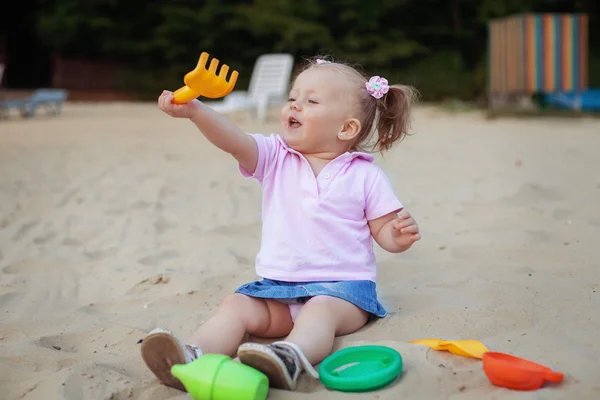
top-left (240, 134), bottom-right (403, 282)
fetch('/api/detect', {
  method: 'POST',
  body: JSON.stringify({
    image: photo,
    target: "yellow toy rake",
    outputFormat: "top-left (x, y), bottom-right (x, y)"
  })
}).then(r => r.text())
top-left (172, 52), bottom-right (239, 104)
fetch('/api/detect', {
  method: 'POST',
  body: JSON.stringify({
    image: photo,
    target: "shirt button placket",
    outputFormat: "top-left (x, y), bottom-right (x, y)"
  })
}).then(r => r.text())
top-left (317, 172), bottom-right (331, 197)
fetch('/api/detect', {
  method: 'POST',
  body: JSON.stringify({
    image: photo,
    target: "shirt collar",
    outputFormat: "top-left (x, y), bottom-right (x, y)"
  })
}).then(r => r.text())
top-left (275, 134), bottom-right (374, 162)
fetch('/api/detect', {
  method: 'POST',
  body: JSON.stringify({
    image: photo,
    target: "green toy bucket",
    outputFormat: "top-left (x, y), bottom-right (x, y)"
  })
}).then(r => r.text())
top-left (171, 354), bottom-right (269, 400)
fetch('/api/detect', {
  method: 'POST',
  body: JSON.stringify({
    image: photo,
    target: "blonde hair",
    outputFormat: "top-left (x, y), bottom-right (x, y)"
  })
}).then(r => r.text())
top-left (295, 55), bottom-right (418, 153)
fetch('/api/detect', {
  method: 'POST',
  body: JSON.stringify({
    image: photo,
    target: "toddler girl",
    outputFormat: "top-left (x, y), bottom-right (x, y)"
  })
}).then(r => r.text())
top-left (141, 56), bottom-right (421, 391)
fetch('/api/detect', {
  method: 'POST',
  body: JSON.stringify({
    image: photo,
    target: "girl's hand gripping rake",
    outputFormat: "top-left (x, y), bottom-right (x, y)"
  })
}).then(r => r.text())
top-left (172, 52), bottom-right (239, 104)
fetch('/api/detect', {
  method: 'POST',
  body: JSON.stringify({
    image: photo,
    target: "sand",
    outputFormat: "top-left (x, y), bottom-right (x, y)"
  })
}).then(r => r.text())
top-left (0, 102), bottom-right (599, 399)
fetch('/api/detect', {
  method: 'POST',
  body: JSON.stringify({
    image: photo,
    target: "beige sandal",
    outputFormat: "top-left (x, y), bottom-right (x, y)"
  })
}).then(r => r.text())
top-left (140, 328), bottom-right (201, 391)
top-left (237, 341), bottom-right (319, 391)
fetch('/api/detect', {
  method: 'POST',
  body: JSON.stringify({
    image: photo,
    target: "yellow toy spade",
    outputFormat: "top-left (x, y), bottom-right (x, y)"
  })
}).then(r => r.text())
top-left (172, 52), bottom-right (239, 104)
top-left (410, 338), bottom-right (490, 359)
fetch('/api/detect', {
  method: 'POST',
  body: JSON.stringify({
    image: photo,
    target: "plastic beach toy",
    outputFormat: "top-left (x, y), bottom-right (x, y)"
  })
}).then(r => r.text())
top-left (318, 345), bottom-right (403, 392)
top-left (409, 338), bottom-right (490, 359)
top-left (172, 52), bottom-right (239, 104)
top-left (171, 354), bottom-right (268, 400)
top-left (483, 352), bottom-right (564, 391)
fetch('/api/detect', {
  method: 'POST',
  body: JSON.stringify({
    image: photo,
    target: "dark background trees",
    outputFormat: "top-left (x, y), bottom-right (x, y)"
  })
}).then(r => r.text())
top-left (1, 0), bottom-right (598, 100)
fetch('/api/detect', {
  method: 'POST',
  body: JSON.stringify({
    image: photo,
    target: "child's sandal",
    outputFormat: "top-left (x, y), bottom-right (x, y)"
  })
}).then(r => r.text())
top-left (237, 341), bottom-right (319, 391)
top-left (140, 328), bottom-right (201, 391)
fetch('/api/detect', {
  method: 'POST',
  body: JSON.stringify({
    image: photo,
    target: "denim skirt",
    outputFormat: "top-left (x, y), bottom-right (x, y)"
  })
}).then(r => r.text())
top-left (235, 278), bottom-right (387, 318)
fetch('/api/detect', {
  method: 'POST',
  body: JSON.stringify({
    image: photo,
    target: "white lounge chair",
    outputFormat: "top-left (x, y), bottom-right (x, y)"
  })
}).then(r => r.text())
top-left (206, 53), bottom-right (294, 122)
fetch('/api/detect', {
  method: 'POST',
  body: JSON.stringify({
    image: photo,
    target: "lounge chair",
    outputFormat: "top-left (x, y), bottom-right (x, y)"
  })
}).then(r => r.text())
top-left (206, 53), bottom-right (294, 122)
top-left (545, 89), bottom-right (600, 112)
top-left (0, 88), bottom-right (69, 118)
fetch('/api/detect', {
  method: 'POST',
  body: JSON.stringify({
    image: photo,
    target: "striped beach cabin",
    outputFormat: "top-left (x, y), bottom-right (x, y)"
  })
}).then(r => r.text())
top-left (487, 13), bottom-right (589, 96)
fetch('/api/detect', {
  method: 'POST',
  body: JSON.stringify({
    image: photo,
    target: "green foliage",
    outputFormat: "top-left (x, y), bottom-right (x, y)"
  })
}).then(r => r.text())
top-left (589, 52), bottom-right (600, 88)
top-left (34, 0), bottom-right (599, 100)
top-left (396, 52), bottom-right (481, 101)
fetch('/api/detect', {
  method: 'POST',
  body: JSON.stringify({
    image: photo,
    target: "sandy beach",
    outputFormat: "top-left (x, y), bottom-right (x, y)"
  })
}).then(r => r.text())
top-left (0, 102), bottom-right (599, 399)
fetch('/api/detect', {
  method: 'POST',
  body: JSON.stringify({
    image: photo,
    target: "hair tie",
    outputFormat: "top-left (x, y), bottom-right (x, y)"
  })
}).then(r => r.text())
top-left (316, 59), bottom-right (332, 64)
top-left (365, 76), bottom-right (389, 99)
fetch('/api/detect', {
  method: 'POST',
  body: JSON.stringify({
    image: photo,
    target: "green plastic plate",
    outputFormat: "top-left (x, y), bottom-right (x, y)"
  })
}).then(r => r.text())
top-left (319, 345), bottom-right (403, 392)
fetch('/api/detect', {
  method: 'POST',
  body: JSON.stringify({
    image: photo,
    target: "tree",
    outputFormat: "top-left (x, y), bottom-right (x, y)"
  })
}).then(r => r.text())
top-left (34, 0), bottom-right (599, 100)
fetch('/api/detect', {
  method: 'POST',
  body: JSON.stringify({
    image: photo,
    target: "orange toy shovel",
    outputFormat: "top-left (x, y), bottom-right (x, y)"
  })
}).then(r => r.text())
top-left (410, 338), bottom-right (490, 359)
top-left (172, 52), bottom-right (238, 104)
top-left (483, 352), bottom-right (564, 391)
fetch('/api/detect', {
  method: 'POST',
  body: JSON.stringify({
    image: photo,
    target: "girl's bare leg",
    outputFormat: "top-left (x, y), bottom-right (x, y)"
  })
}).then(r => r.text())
top-left (284, 295), bottom-right (369, 364)
top-left (141, 294), bottom-right (293, 390)
top-left (190, 293), bottom-right (294, 356)
top-left (237, 295), bottom-right (369, 390)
